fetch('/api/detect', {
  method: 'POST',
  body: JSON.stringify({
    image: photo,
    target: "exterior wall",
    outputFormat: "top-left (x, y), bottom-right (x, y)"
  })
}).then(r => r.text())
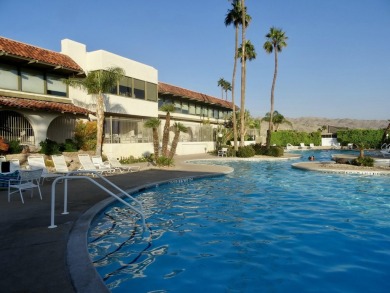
top-left (321, 137), bottom-right (338, 146)
top-left (61, 39), bottom-right (159, 118)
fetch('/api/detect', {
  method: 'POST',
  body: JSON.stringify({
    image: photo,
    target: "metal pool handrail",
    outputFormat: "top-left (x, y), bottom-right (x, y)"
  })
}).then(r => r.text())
top-left (48, 170), bottom-right (146, 230)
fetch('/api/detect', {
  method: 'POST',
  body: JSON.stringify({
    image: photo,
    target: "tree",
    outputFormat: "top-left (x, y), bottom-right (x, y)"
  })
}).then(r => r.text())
top-left (225, 0), bottom-right (251, 152)
top-left (144, 118), bottom-right (161, 162)
top-left (160, 103), bottom-right (175, 157)
top-left (263, 27), bottom-right (288, 148)
top-left (237, 40), bottom-right (256, 62)
top-left (217, 78), bottom-right (232, 100)
top-left (65, 67), bottom-right (125, 155)
top-left (169, 123), bottom-right (188, 160)
top-left (261, 111), bottom-right (292, 131)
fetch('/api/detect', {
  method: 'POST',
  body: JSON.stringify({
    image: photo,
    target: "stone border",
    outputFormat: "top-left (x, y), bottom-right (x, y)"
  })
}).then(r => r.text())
top-left (292, 162), bottom-right (390, 176)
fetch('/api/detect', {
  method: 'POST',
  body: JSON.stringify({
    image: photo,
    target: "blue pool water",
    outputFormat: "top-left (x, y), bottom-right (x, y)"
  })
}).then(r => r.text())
top-left (88, 150), bottom-right (390, 292)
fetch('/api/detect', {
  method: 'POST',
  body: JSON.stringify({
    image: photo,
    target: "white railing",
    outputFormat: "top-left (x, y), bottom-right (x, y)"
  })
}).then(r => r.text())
top-left (48, 170), bottom-right (146, 230)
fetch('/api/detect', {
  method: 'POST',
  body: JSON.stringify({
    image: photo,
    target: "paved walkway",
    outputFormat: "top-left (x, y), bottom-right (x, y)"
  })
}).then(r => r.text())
top-left (0, 154), bottom-right (231, 293)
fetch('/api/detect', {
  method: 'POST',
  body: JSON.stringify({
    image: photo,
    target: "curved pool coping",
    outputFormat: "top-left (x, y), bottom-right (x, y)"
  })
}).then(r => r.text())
top-left (67, 168), bottom-right (233, 293)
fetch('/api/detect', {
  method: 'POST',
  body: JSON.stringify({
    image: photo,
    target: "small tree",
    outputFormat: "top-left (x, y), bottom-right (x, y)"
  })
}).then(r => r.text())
top-left (169, 123), bottom-right (188, 160)
top-left (144, 118), bottom-right (161, 163)
top-left (160, 104), bottom-right (175, 157)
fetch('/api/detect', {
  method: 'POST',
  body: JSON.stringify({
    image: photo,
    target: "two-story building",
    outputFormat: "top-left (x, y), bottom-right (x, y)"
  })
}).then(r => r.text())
top-left (0, 36), bottom-right (235, 158)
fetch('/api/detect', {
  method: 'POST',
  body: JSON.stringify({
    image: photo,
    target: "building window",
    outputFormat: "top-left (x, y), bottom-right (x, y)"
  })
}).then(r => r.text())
top-left (47, 74), bottom-right (67, 97)
top-left (0, 64), bottom-right (18, 90)
top-left (189, 103), bottom-right (196, 115)
top-left (146, 82), bottom-right (157, 101)
top-left (21, 69), bottom-right (44, 94)
top-left (119, 76), bottom-right (132, 97)
top-left (182, 102), bottom-right (189, 114)
top-left (195, 105), bottom-right (201, 115)
top-left (134, 79), bottom-right (145, 100)
top-left (174, 101), bottom-right (181, 113)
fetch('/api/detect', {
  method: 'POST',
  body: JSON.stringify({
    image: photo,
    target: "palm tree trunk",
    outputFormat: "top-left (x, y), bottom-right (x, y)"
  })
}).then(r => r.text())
top-left (152, 128), bottom-right (159, 161)
top-left (162, 113), bottom-right (171, 156)
top-left (232, 26), bottom-right (238, 152)
top-left (266, 50), bottom-right (278, 148)
top-left (240, 0), bottom-right (246, 147)
top-left (95, 92), bottom-right (104, 155)
top-left (169, 130), bottom-right (180, 160)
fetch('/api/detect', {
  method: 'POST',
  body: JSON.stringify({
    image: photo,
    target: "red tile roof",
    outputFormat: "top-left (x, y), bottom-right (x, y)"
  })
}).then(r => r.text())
top-left (0, 37), bottom-right (83, 72)
top-left (0, 96), bottom-right (91, 115)
top-left (158, 82), bottom-right (235, 109)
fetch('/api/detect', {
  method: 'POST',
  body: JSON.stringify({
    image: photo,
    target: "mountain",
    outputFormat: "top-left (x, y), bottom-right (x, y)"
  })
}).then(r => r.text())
top-left (258, 117), bottom-right (389, 137)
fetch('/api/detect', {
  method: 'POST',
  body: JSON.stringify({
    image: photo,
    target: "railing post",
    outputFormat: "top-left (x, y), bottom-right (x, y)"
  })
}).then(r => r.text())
top-left (62, 178), bottom-right (69, 215)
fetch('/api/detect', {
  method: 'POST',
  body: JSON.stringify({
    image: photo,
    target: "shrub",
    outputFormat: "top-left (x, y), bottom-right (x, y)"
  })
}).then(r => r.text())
top-left (236, 145), bottom-right (255, 158)
top-left (337, 129), bottom-right (383, 149)
top-left (119, 155), bottom-right (150, 164)
top-left (351, 156), bottom-right (374, 167)
top-left (39, 139), bottom-right (61, 155)
top-left (74, 120), bottom-right (97, 151)
top-left (252, 144), bottom-right (284, 157)
top-left (156, 156), bottom-right (174, 167)
top-left (8, 140), bottom-right (23, 154)
top-left (59, 139), bottom-right (78, 152)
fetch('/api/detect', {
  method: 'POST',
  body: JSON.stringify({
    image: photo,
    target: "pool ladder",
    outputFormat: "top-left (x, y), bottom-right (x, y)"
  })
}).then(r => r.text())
top-left (48, 170), bottom-right (147, 231)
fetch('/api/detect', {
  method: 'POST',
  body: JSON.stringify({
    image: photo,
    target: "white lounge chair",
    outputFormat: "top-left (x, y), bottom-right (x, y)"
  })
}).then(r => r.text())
top-left (9, 159), bottom-right (20, 172)
top-left (91, 155), bottom-right (117, 173)
top-left (309, 143), bottom-right (314, 149)
top-left (218, 147), bottom-right (228, 157)
top-left (8, 168), bottom-right (43, 203)
top-left (78, 154), bottom-right (113, 175)
top-left (27, 155), bottom-right (62, 184)
top-left (108, 157), bottom-right (140, 173)
top-left (299, 143), bottom-right (306, 149)
top-left (286, 143), bottom-right (293, 150)
top-left (51, 155), bottom-right (71, 174)
top-left (0, 156), bottom-right (6, 162)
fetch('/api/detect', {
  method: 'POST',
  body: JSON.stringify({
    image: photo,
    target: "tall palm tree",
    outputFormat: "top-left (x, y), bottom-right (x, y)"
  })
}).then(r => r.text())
top-left (263, 27), bottom-right (288, 148)
top-left (222, 80), bottom-right (232, 100)
top-left (217, 78), bottom-right (226, 99)
top-left (240, 0), bottom-right (248, 147)
top-left (144, 118), bottom-right (161, 162)
top-left (225, 0), bottom-right (251, 151)
top-left (237, 40), bottom-right (257, 62)
top-left (65, 67), bottom-right (125, 155)
top-left (160, 103), bottom-right (175, 157)
top-left (261, 110), bottom-right (292, 131)
top-left (169, 123), bottom-right (188, 160)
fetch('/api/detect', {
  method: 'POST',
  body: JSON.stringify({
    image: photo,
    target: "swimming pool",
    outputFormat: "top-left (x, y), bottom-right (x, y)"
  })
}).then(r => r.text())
top-left (88, 150), bottom-right (390, 292)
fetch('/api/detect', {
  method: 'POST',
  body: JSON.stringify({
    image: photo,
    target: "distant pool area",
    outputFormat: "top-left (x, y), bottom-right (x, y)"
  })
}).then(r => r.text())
top-left (88, 150), bottom-right (390, 292)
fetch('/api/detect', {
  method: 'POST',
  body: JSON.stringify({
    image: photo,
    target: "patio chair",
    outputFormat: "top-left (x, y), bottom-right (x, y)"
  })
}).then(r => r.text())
top-left (27, 155), bottom-right (62, 184)
top-left (108, 157), bottom-right (141, 173)
top-left (299, 143), bottom-right (306, 149)
top-left (78, 154), bottom-right (113, 175)
top-left (51, 155), bottom-right (71, 174)
top-left (218, 147), bottom-right (228, 157)
top-left (309, 143), bottom-right (314, 149)
top-left (0, 156), bottom-right (6, 162)
top-left (8, 168), bottom-right (43, 204)
top-left (286, 143), bottom-right (293, 150)
top-left (9, 159), bottom-right (20, 172)
top-left (91, 155), bottom-right (117, 172)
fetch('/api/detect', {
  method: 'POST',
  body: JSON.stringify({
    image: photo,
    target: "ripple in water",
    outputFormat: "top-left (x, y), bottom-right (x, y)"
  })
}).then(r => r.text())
top-left (88, 150), bottom-right (390, 293)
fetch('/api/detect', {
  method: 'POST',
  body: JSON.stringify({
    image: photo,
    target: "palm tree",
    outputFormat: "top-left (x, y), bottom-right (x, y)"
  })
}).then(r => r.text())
top-left (169, 123), bottom-right (188, 160)
top-left (65, 67), bottom-right (125, 155)
top-left (237, 40), bottom-right (256, 62)
top-left (225, 0), bottom-right (251, 152)
top-left (144, 118), bottom-right (161, 162)
top-left (222, 80), bottom-right (232, 100)
top-left (263, 27), bottom-right (288, 148)
top-left (160, 103), bottom-right (175, 157)
top-left (217, 78), bottom-right (226, 99)
top-left (261, 110), bottom-right (292, 131)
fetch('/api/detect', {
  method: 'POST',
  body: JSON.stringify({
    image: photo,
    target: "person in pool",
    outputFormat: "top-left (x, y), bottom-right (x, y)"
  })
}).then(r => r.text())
top-left (308, 155), bottom-right (315, 161)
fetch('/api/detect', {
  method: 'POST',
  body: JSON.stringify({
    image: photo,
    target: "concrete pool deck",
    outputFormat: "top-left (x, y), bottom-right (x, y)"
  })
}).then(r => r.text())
top-left (1, 152), bottom-right (389, 292)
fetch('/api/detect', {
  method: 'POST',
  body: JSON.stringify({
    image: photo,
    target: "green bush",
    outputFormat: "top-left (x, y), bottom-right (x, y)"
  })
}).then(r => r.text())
top-left (119, 155), bottom-right (150, 164)
top-left (337, 129), bottom-right (383, 149)
top-left (351, 156), bottom-right (374, 167)
top-left (156, 155), bottom-right (174, 167)
top-left (74, 120), bottom-right (97, 151)
top-left (39, 139), bottom-right (61, 155)
top-left (270, 130), bottom-right (321, 146)
top-left (59, 139), bottom-right (78, 152)
top-left (252, 144), bottom-right (284, 157)
top-left (236, 145), bottom-right (255, 158)
top-left (8, 140), bottom-right (23, 154)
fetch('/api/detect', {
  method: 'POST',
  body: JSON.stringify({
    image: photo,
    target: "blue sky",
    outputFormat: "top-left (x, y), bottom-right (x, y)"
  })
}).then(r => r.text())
top-left (1, 0), bottom-right (389, 120)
